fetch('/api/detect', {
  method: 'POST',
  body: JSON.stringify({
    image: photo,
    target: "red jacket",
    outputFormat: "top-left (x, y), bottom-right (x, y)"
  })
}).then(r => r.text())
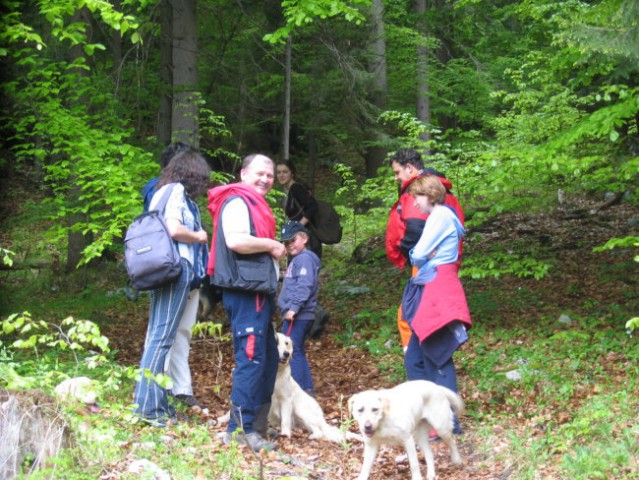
top-left (412, 263), bottom-right (472, 342)
top-left (386, 173), bottom-right (465, 270)
top-left (206, 183), bottom-right (276, 276)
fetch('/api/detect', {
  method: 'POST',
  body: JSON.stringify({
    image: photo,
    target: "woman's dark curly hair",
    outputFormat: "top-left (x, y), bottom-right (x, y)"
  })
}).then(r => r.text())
top-left (157, 150), bottom-right (211, 198)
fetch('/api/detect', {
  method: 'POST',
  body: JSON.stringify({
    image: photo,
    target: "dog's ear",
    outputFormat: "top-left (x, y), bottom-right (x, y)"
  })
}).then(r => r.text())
top-left (381, 395), bottom-right (391, 416)
top-left (347, 395), bottom-right (355, 417)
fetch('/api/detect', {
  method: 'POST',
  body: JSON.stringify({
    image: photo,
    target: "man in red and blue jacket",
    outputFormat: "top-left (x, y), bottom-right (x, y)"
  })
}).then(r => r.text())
top-left (385, 148), bottom-right (465, 378)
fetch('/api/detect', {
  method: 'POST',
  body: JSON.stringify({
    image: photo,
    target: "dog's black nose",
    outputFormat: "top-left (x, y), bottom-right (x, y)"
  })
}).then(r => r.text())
top-left (283, 351), bottom-right (290, 358)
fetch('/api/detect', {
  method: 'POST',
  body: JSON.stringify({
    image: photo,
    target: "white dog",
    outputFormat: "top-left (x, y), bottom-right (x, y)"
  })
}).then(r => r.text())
top-left (269, 333), bottom-right (360, 443)
top-left (348, 380), bottom-right (463, 480)
top-left (54, 376), bottom-right (100, 412)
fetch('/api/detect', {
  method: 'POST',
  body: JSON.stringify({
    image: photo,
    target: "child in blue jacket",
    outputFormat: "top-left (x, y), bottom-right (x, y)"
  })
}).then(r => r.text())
top-left (278, 221), bottom-right (321, 394)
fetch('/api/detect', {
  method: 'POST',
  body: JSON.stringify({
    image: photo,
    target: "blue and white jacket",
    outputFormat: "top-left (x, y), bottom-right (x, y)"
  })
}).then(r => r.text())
top-left (278, 250), bottom-right (321, 321)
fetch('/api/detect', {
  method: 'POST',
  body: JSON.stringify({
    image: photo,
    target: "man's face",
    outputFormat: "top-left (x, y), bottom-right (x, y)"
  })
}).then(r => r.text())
top-left (391, 161), bottom-right (418, 184)
top-left (241, 155), bottom-right (275, 196)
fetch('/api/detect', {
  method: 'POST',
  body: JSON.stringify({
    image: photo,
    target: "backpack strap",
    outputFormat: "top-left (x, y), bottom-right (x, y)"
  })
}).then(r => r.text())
top-left (151, 183), bottom-right (176, 214)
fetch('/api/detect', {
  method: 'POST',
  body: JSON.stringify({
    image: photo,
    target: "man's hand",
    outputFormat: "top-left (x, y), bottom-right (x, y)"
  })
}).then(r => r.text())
top-left (270, 241), bottom-right (286, 260)
top-left (195, 230), bottom-right (208, 243)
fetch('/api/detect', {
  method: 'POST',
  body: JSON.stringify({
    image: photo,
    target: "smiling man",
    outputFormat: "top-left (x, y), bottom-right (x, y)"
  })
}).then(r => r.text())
top-left (207, 153), bottom-right (286, 452)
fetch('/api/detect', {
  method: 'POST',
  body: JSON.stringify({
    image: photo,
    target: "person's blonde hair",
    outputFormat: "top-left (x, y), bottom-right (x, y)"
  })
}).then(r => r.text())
top-left (408, 174), bottom-right (446, 205)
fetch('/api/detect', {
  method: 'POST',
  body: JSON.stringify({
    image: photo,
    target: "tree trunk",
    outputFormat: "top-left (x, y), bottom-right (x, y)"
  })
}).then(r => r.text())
top-left (415, 0), bottom-right (432, 147)
top-left (157, 0), bottom-right (173, 147)
top-left (171, 0), bottom-right (199, 148)
top-left (112, 0), bottom-right (122, 81)
top-left (364, 0), bottom-right (388, 178)
top-left (282, 34), bottom-right (292, 161)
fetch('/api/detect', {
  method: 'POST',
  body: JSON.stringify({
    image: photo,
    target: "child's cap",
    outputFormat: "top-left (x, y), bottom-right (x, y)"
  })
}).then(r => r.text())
top-left (280, 221), bottom-right (307, 242)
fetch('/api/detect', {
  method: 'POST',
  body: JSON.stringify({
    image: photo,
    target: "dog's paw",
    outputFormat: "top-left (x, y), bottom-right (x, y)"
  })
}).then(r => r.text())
top-left (451, 452), bottom-right (463, 465)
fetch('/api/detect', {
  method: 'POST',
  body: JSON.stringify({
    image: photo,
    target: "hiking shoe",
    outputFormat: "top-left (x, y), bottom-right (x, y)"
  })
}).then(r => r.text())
top-left (174, 394), bottom-right (209, 413)
top-left (139, 415), bottom-right (178, 428)
top-left (244, 432), bottom-right (277, 452)
top-left (220, 431), bottom-right (277, 452)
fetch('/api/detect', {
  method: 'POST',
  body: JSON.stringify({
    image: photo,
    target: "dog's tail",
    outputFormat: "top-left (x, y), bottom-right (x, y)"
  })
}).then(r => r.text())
top-left (443, 388), bottom-right (464, 416)
top-left (317, 424), bottom-right (363, 444)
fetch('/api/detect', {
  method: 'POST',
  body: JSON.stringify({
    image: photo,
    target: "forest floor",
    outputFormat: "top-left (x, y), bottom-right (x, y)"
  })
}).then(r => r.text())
top-left (101, 195), bottom-right (638, 480)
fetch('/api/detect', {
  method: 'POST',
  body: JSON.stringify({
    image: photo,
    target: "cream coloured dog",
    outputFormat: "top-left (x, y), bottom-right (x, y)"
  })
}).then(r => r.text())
top-left (269, 333), bottom-right (360, 443)
top-left (54, 376), bottom-right (100, 412)
top-left (348, 380), bottom-right (463, 480)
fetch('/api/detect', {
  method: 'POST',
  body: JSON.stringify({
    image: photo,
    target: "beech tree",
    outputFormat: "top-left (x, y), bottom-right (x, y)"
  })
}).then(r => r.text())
top-left (1, 1), bottom-right (154, 269)
top-left (171, 0), bottom-right (199, 147)
top-left (363, 0), bottom-right (388, 177)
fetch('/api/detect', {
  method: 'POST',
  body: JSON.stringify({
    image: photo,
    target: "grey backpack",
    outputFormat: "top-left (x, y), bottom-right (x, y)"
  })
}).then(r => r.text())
top-left (124, 184), bottom-right (182, 291)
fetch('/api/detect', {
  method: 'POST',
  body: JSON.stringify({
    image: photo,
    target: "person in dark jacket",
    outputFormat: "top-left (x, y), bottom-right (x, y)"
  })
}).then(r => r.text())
top-left (277, 221), bottom-right (321, 394)
top-left (275, 161), bottom-right (322, 258)
top-left (207, 154), bottom-right (286, 452)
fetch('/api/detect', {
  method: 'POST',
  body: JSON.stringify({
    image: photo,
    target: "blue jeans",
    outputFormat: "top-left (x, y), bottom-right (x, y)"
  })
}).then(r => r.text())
top-left (134, 258), bottom-right (193, 420)
top-left (282, 317), bottom-right (314, 392)
top-left (223, 289), bottom-right (278, 434)
top-left (404, 332), bottom-right (462, 434)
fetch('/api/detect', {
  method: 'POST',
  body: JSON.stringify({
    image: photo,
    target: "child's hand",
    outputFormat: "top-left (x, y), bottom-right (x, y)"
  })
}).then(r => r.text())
top-left (283, 310), bottom-right (296, 321)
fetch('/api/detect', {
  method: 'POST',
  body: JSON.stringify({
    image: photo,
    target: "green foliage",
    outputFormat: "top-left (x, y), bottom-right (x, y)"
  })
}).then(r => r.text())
top-left (4, 51), bottom-right (156, 264)
top-left (0, 312), bottom-right (116, 391)
top-left (191, 320), bottom-right (225, 338)
top-left (461, 252), bottom-right (553, 280)
top-left (1, 311), bottom-right (109, 358)
top-left (593, 235), bottom-right (639, 260)
top-left (458, 0), bottom-right (639, 215)
top-left (558, 391), bottom-right (639, 479)
top-left (1, 247), bottom-right (14, 267)
top-left (1, 1), bottom-right (155, 268)
top-left (264, 0), bottom-right (369, 44)
top-left (626, 317), bottom-right (639, 335)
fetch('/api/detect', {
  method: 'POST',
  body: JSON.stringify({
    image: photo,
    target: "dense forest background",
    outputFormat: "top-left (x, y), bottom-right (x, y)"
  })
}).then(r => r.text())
top-left (1, 0), bottom-right (637, 272)
top-left (1, 2), bottom-right (638, 479)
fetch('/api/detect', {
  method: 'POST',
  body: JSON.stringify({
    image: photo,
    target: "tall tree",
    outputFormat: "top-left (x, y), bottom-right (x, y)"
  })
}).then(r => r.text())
top-left (158, 0), bottom-right (173, 146)
top-left (414, 0), bottom-right (431, 146)
top-left (283, 34), bottom-right (292, 161)
top-left (172, 0), bottom-right (199, 147)
top-left (363, 0), bottom-right (388, 177)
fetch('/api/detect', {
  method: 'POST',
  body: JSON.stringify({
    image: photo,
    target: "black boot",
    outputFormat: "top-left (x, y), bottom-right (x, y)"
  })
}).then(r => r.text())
top-left (253, 402), bottom-right (271, 437)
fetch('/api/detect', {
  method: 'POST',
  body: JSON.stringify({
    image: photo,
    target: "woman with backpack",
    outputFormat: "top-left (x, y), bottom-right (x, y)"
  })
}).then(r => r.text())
top-left (275, 161), bottom-right (322, 258)
top-left (133, 150), bottom-right (210, 427)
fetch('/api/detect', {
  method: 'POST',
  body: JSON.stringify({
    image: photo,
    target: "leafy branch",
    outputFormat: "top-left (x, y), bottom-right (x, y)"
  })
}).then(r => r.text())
top-left (1, 312), bottom-right (110, 364)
